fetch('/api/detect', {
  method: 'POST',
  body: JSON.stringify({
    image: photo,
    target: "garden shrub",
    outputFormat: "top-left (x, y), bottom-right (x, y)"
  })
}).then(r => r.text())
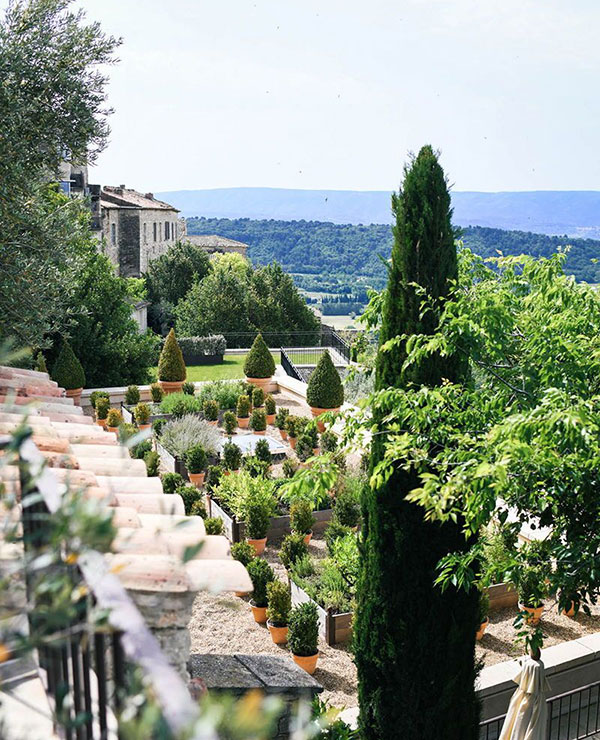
top-left (236, 395), bottom-right (251, 418)
top-left (134, 402), bottom-right (151, 425)
top-left (175, 485), bottom-right (202, 515)
top-left (184, 444), bottom-right (207, 474)
top-left (198, 380), bottom-right (246, 410)
top-left (231, 540), bottom-right (255, 566)
top-left (90, 390), bottom-right (109, 409)
top-left (275, 407), bottom-right (289, 430)
top-left (203, 399), bottom-right (219, 421)
top-left (250, 408), bottom-right (266, 432)
top-left (247, 558), bottom-right (275, 607)
top-left (35, 352), bottom-right (48, 374)
top-left (158, 328), bottom-right (186, 382)
top-left (246, 499), bottom-right (272, 540)
top-left (285, 415), bottom-right (306, 439)
top-left (212, 470), bottom-right (276, 521)
top-left (95, 397), bottom-right (110, 420)
top-left (204, 517), bottom-right (224, 535)
top-left (106, 408), bottom-right (122, 428)
top-left (160, 416), bottom-right (221, 458)
top-left (243, 334), bottom-right (275, 378)
top-left (282, 458), bottom-right (298, 478)
top-left (243, 455), bottom-right (270, 479)
top-left (117, 423), bottom-right (137, 444)
top-left (223, 410), bottom-right (237, 435)
top-left (325, 521), bottom-right (353, 553)
top-left (206, 464), bottom-right (223, 493)
top-left (182, 381), bottom-right (195, 396)
top-left (144, 450), bottom-right (160, 477)
top-left (125, 385), bottom-right (140, 405)
top-left (288, 602), bottom-right (319, 656)
top-left (161, 472), bottom-right (185, 494)
top-left (150, 382), bottom-right (163, 403)
top-left (290, 500), bottom-right (315, 535)
top-left (254, 438), bottom-right (272, 465)
top-left (280, 533), bottom-right (308, 570)
top-left (252, 387), bottom-right (265, 408)
top-left (265, 394), bottom-right (276, 416)
top-left (478, 591), bottom-right (490, 624)
top-left (320, 430), bottom-right (338, 453)
top-left (306, 351), bottom-right (344, 409)
top-left (52, 340), bottom-right (85, 390)
top-left (130, 438), bottom-right (152, 460)
top-left (222, 442), bottom-right (242, 471)
top-left (334, 484), bottom-right (361, 529)
top-left (190, 500), bottom-right (207, 519)
top-left (330, 533), bottom-right (359, 588)
top-left (152, 417), bottom-right (167, 437)
top-left (159, 392), bottom-right (202, 417)
top-left (295, 433), bottom-right (314, 462)
top-left (178, 335), bottom-right (226, 356)
top-left (267, 580), bottom-right (291, 626)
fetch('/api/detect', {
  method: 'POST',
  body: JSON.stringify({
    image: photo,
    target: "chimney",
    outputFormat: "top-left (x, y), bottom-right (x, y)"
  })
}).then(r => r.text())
top-left (119, 184), bottom-right (126, 189)
top-left (145, 192), bottom-right (154, 200)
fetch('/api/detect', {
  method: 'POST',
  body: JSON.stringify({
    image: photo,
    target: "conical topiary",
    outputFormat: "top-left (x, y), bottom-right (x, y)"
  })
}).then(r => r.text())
top-left (306, 351), bottom-right (344, 409)
top-left (35, 352), bottom-right (48, 374)
top-left (243, 334), bottom-right (275, 379)
top-left (158, 329), bottom-right (186, 382)
top-left (51, 340), bottom-right (85, 390)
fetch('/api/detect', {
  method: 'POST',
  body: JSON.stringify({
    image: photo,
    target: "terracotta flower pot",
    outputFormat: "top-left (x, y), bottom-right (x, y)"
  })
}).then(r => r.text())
top-left (159, 380), bottom-right (184, 395)
top-left (246, 377), bottom-right (272, 393)
top-left (266, 414), bottom-right (276, 425)
top-left (289, 437), bottom-right (297, 449)
top-left (292, 652), bottom-right (319, 675)
top-left (563, 602), bottom-right (576, 617)
top-left (267, 621), bottom-right (288, 645)
top-left (310, 406), bottom-right (340, 433)
top-left (519, 603), bottom-right (544, 625)
top-left (65, 387), bottom-right (83, 406)
top-left (235, 590), bottom-right (249, 598)
top-left (138, 423), bottom-right (151, 431)
top-left (476, 617), bottom-right (490, 641)
top-left (253, 430), bottom-right (266, 436)
top-left (107, 426), bottom-right (119, 434)
top-left (280, 429), bottom-right (288, 441)
top-left (237, 417), bottom-right (250, 429)
top-left (312, 448), bottom-right (319, 456)
top-left (248, 537), bottom-right (267, 556)
top-left (250, 603), bottom-right (268, 624)
top-left (96, 418), bottom-right (107, 428)
top-left (303, 531), bottom-right (313, 546)
top-left (188, 472), bottom-right (205, 488)
top-left (207, 420), bottom-right (218, 427)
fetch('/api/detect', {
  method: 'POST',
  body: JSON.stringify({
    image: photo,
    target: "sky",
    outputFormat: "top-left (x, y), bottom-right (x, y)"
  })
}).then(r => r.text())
top-left (68, 0), bottom-right (600, 193)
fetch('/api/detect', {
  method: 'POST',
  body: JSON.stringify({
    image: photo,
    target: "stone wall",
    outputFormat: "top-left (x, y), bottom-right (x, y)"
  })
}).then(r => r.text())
top-left (138, 208), bottom-right (179, 273)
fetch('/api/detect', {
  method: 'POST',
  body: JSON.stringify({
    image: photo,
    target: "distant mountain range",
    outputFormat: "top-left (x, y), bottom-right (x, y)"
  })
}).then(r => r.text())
top-left (156, 187), bottom-right (600, 238)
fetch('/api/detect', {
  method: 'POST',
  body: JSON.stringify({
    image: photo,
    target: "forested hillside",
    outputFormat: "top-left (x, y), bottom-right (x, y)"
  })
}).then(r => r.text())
top-left (187, 217), bottom-right (600, 286)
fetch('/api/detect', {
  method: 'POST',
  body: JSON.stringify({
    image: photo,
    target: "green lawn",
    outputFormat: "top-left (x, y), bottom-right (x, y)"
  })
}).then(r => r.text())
top-left (153, 352), bottom-right (280, 383)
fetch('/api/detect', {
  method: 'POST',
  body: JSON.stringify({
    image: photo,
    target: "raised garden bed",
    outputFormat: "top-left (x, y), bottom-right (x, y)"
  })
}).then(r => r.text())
top-left (156, 440), bottom-right (188, 479)
top-left (208, 496), bottom-right (334, 544)
top-left (486, 582), bottom-right (518, 611)
top-left (121, 403), bottom-right (172, 425)
top-left (290, 580), bottom-right (352, 646)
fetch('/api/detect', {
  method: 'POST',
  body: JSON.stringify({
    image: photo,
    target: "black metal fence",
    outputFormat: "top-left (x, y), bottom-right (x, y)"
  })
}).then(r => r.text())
top-left (280, 348), bottom-right (302, 382)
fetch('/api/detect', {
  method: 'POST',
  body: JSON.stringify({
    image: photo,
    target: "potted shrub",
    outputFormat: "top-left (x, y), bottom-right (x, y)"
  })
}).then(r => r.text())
top-left (517, 563), bottom-right (547, 625)
top-left (204, 517), bottom-right (224, 535)
top-left (288, 602), bottom-right (319, 674)
top-left (125, 385), bottom-right (140, 406)
top-left (223, 410), bottom-right (237, 436)
top-left (246, 558), bottom-right (275, 623)
top-left (250, 408), bottom-right (267, 436)
top-left (237, 394), bottom-right (251, 429)
top-left (222, 441), bottom-right (242, 473)
top-left (254, 439), bottom-right (272, 468)
top-left (264, 395), bottom-right (276, 425)
top-left (275, 408), bottom-right (290, 440)
top-left (243, 334), bottom-right (275, 392)
top-left (90, 390), bottom-right (109, 411)
top-left (134, 402), bottom-right (151, 430)
top-left (150, 383), bottom-right (164, 403)
top-left (35, 351), bottom-right (48, 374)
top-left (295, 432), bottom-right (314, 463)
top-left (476, 590), bottom-right (490, 641)
top-left (305, 424), bottom-right (319, 456)
top-left (185, 444), bottom-right (207, 487)
top-left (106, 408), bottom-right (122, 434)
top-left (320, 430), bottom-right (338, 453)
top-left (95, 397), bottom-right (110, 428)
top-left (203, 399), bottom-right (219, 426)
top-left (267, 580), bottom-right (291, 645)
top-left (158, 328), bottom-right (186, 394)
top-left (246, 499), bottom-right (271, 555)
top-left (290, 500), bottom-right (316, 545)
top-left (282, 458), bottom-right (298, 478)
top-left (306, 352), bottom-right (344, 432)
top-left (232, 540), bottom-right (256, 597)
top-left (52, 340), bottom-right (86, 405)
top-left (285, 415), bottom-right (304, 450)
top-left (182, 381), bottom-right (195, 396)
top-left (280, 533), bottom-right (308, 570)
top-left (252, 387), bottom-right (265, 409)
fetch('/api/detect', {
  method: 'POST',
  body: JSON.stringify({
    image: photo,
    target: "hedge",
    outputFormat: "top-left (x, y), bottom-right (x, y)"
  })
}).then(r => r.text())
top-left (177, 335), bottom-right (226, 356)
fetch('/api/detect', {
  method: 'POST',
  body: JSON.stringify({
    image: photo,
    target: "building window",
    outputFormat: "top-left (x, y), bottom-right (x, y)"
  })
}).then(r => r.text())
top-left (165, 221), bottom-right (170, 240)
top-left (143, 222), bottom-right (147, 244)
top-left (173, 221), bottom-right (176, 240)
top-left (111, 223), bottom-right (116, 245)
top-left (153, 222), bottom-right (157, 242)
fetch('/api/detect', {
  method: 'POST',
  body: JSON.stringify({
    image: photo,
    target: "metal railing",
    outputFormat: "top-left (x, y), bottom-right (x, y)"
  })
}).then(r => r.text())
top-left (280, 348), bottom-right (302, 382)
top-left (320, 326), bottom-right (352, 363)
top-left (479, 680), bottom-right (600, 740)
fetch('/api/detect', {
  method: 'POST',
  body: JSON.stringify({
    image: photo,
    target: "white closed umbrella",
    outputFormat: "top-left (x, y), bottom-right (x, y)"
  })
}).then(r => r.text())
top-left (499, 652), bottom-right (551, 740)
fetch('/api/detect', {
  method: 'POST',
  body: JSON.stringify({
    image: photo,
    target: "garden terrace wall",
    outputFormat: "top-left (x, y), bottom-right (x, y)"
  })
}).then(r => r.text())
top-left (290, 580), bottom-right (352, 646)
top-left (208, 497), bottom-right (334, 544)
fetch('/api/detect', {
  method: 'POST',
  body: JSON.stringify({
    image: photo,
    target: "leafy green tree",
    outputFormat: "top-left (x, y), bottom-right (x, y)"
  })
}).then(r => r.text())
top-left (354, 147), bottom-right (479, 740)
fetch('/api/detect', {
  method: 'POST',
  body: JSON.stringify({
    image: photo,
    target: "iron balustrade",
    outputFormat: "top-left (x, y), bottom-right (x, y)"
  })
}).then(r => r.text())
top-left (280, 348), bottom-right (303, 382)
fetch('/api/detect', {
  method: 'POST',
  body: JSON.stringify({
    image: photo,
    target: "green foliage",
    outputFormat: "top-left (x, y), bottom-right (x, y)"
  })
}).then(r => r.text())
top-left (35, 352), bottom-right (48, 373)
top-left (184, 444), bottom-right (207, 474)
top-left (478, 591), bottom-right (490, 624)
top-left (182, 381), bottom-right (195, 395)
top-left (159, 392), bottom-right (202, 417)
top-left (334, 482), bottom-right (361, 529)
top-left (95, 397), bottom-right (110, 420)
top-left (223, 410), bottom-right (237, 435)
top-left (247, 558), bottom-right (275, 607)
top-left (280, 534), bottom-right (308, 570)
top-left (250, 408), bottom-right (267, 432)
top-left (190, 500), bottom-right (208, 519)
top-left (252, 387), bottom-right (265, 408)
top-left (312, 697), bottom-right (360, 739)
top-left (52, 340), bottom-right (85, 390)
top-left (275, 407), bottom-right (290, 430)
top-left (152, 417), bottom-right (167, 437)
top-left (296, 433), bottom-right (316, 462)
top-left (280, 455), bottom-right (339, 510)
top-left (265, 394), bottom-right (276, 415)
top-left (254, 439), bottom-right (272, 465)
top-left (244, 335), bottom-right (275, 378)
top-left (161, 472), bottom-right (185, 494)
top-left (282, 458), bottom-right (298, 478)
top-left (223, 442), bottom-right (243, 471)
top-left (325, 521), bottom-right (353, 554)
top-left (285, 415), bottom-right (306, 439)
top-left (320, 430), bottom-right (338, 453)
top-left (150, 383), bottom-right (163, 403)
top-left (237, 395), bottom-right (251, 418)
top-left (175, 485), bottom-right (202, 516)
top-left (212, 470), bottom-right (277, 522)
top-left (130, 438), bottom-right (151, 460)
top-left (288, 602), bottom-right (319, 657)
top-left (206, 465), bottom-right (223, 492)
top-left (125, 385), bottom-right (140, 405)
top-left (231, 541), bottom-right (255, 567)
top-left (290, 500), bottom-right (316, 535)
top-left (267, 580), bottom-right (291, 626)
top-left (306, 352), bottom-right (344, 409)
top-left (134, 402), bottom-right (151, 425)
top-left (197, 379), bottom-right (246, 410)
top-left (203, 399), bottom-right (219, 421)
top-left (205, 517), bottom-right (224, 535)
top-left (158, 329), bottom-right (186, 382)
top-left (144, 450), bottom-right (160, 477)
top-left (106, 408), bottom-right (122, 427)
top-left (90, 390), bottom-right (110, 409)
top-left (243, 455), bottom-right (270, 478)
top-left (246, 499), bottom-right (272, 540)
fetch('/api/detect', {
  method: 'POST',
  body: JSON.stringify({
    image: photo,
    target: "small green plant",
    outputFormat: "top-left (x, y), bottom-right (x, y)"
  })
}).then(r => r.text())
top-left (134, 402), bottom-right (151, 425)
top-left (275, 407), bottom-right (289, 430)
top-left (158, 328), bottom-right (186, 382)
top-left (478, 590), bottom-right (490, 624)
top-left (247, 558), bottom-right (275, 607)
top-left (131, 439), bottom-right (152, 459)
top-left (250, 408), bottom-right (267, 432)
top-left (150, 383), bottom-right (163, 403)
top-left (254, 438), bottom-right (272, 465)
top-left (205, 517), bottom-right (224, 535)
top-left (252, 387), bottom-right (265, 408)
top-left (267, 580), bottom-right (291, 627)
top-left (203, 399), bottom-right (219, 422)
top-left (223, 410), bottom-right (237, 435)
top-left (265, 394), bottom-right (276, 416)
top-left (334, 487), bottom-right (361, 529)
top-left (304, 424), bottom-right (319, 449)
top-left (243, 334), bottom-right (275, 379)
top-left (125, 385), bottom-right (140, 405)
top-left (236, 394), bottom-right (251, 418)
top-left (325, 521), bottom-right (353, 553)
top-left (182, 381), bottom-right (195, 396)
top-left (144, 450), bottom-right (160, 477)
top-left (90, 390), bottom-right (109, 409)
top-left (295, 433), bottom-right (315, 462)
top-left (290, 500), bottom-right (315, 535)
top-left (175, 485), bottom-right (202, 515)
top-left (285, 415), bottom-right (306, 439)
top-left (206, 464), bottom-right (223, 492)
top-left (243, 456), bottom-right (270, 479)
top-left (35, 351), bottom-right (48, 374)
top-left (320, 430), bottom-right (338, 453)
top-left (185, 444), bottom-right (207, 474)
top-left (280, 533), bottom-right (308, 570)
top-left (288, 602), bottom-right (319, 656)
top-left (282, 458), bottom-right (298, 478)
top-left (159, 392), bottom-right (202, 417)
top-left (246, 499), bottom-right (271, 540)
top-left (231, 541), bottom-right (255, 566)
top-left (51, 340), bottom-right (85, 390)
top-left (153, 417), bottom-right (167, 437)
top-left (190, 500), bottom-right (208, 519)
top-left (222, 442), bottom-right (242, 471)
top-left (106, 408), bottom-right (122, 428)
top-left (306, 351), bottom-right (344, 409)
top-left (161, 472), bottom-right (185, 494)
top-left (118, 423), bottom-right (137, 444)
top-left (95, 396), bottom-right (110, 420)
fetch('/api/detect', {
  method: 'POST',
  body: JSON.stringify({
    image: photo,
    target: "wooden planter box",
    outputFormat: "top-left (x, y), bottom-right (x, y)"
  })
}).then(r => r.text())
top-left (485, 582), bottom-right (518, 611)
top-left (181, 352), bottom-right (224, 366)
top-left (208, 497), bottom-right (334, 544)
top-left (290, 580), bottom-right (352, 646)
top-left (121, 403), bottom-right (172, 426)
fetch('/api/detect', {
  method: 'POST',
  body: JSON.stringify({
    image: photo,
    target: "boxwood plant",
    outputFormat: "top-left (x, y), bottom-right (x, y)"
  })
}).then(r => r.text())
top-left (52, 340), bottom-right (85, 390)
top-left (247, 558), bottom-right (275, 608)
top-left (158, 328), bottom-right (186, 382)
top-left (243, 334), bottom-right (275, 379)
top-left (125, 385), bottom-right (140, 405)
top-left (288, 602), bottom-right (319, 657)
top-left (306, 351), bottom-right (344, 410)
top-left (267, 580), bottom-right (291, 627)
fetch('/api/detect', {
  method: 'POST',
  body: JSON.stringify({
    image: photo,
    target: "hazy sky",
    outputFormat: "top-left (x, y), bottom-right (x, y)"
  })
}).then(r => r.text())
top-left (71, 0), bottom-right (600, 193)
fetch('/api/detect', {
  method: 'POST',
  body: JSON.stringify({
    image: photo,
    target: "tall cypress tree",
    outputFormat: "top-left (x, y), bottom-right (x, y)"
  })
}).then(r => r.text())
top-left (354, 146), bottom-right (479, 739)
